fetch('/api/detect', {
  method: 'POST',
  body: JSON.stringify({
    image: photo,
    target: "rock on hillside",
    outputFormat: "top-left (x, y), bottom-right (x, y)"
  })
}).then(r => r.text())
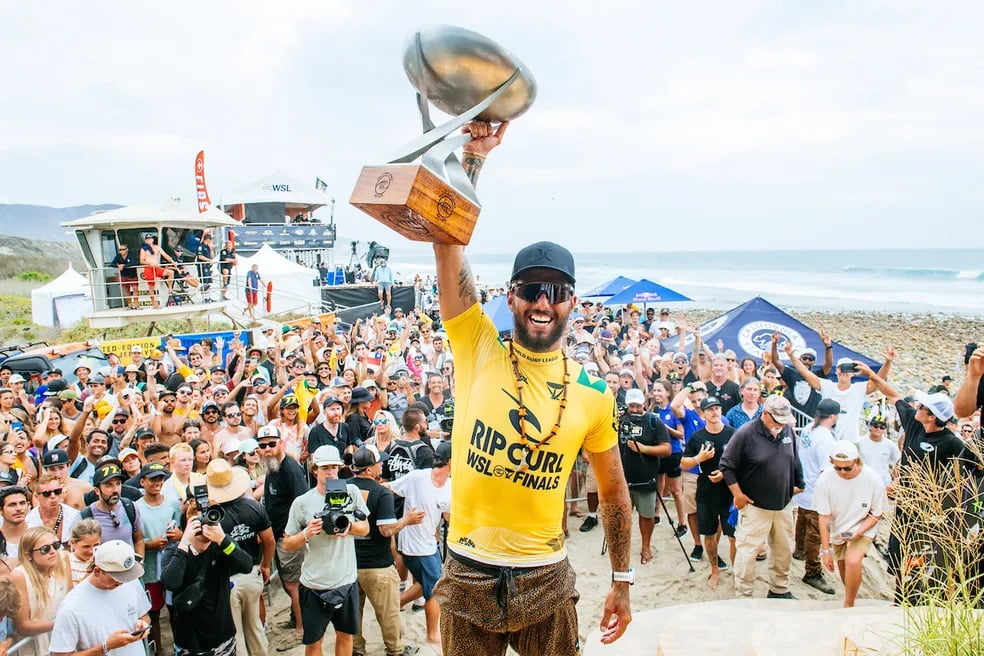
top-left (0, 234), bottom-right (82, 260)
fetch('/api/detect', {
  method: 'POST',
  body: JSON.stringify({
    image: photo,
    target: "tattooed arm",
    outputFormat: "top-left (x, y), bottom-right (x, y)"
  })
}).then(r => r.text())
top-left (590, 445), bottom-right (633, 644)
top-left (433, 121), bottom-right (510, 322)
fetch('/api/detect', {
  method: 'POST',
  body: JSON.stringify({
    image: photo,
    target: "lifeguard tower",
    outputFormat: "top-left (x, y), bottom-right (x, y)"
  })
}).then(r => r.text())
top-left (63, 203), bottom-right (242, 331)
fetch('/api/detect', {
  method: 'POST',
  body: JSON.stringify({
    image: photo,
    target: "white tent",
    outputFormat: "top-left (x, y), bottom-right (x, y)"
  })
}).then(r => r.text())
top-left (31, 263), bottom-right (90, 328)
top-left (221, 171), bottom-right (330, 207)
top-left (234, 244), bottom-right (320, 315)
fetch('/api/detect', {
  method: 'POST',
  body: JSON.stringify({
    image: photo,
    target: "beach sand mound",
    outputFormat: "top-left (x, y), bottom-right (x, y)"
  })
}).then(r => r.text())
top-left (582, 598), bottom-right (902, 655)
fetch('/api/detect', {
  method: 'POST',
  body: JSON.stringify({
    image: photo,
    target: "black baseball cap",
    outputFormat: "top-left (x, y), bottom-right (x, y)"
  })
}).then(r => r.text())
top-left (817, 398), bottom-right (842, 416)
top-left (700, 396), bottom-right (722, 410)
top-left (42, 449), bottom-right (70, 468)
top-left (0, 470), bottom-right (18, 487)
top-left (138, 463), bottom-right (170, 481)
top-left (435, 440), bottom-right (452, 463)
top-left (510, 241), bottom-right (575, 284)
top-left (93, 462), bottom-right (125, 486)
top-left (351, 445), bottom-right (389, 470)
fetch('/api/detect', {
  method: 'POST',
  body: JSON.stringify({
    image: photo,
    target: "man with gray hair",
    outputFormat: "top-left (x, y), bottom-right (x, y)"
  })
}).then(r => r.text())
top-left (720, 395), bottom-right (805, 598)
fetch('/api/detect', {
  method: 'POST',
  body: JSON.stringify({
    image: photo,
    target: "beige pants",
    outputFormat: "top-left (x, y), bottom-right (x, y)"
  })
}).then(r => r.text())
top-left (230, 565), bottom-right (268, 656)
top-left (354, 565), bottom-right (405, 656)
top-left (734, 502), bottom-right (794, 597)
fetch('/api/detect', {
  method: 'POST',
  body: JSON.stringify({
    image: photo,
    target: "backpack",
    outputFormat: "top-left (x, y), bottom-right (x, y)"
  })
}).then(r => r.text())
top-left (385, 440), bottom-right (433, 480)
top-left (81, 497), bottom-right (137, 527)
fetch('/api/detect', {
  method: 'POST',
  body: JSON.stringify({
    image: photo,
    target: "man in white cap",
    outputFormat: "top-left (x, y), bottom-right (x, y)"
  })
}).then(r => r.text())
top-left (282, 445), bottom-right (369, 656)
top-left (50, 540), bottom-right (151, 656)
top-left (815, 440), bottom-right (888, 607)
top-left (783, 340), bottom-right (896, 443)
top-left (720, 395), bottom-right (805, 599)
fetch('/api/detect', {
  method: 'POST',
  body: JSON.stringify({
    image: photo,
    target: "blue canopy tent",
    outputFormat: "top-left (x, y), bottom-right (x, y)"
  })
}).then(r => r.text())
top-left (660, 296), bottom-right (881, 370)
top-left (604, 279), bottom-right (692, 306)
top-left (482, 295), bottom-right (513, 335)
top-left (580, 275), bottom-right (637, 299)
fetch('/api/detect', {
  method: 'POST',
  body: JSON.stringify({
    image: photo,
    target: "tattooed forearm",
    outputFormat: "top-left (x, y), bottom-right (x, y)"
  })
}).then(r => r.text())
top-left (596, 447), bottom-right (632, 572)
top-left (461, 153), bottom-right (486, 187)
top-left (457, 259), bottom-right (479, 307)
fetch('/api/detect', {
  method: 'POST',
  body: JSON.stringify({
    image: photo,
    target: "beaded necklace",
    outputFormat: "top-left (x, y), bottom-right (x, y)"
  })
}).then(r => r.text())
top-left (508, 341), bottom-right (570, 472)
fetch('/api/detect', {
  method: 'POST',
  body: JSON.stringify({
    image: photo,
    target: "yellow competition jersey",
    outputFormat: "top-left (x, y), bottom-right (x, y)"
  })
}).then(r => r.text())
top-left (444, 302), bottom-right (617, 566)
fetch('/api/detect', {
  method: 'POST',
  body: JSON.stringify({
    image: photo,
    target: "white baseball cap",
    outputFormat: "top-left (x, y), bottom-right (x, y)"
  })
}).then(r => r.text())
top-left (312, 445), bottom-right (344, 466)
top-left (914, 390), bottom-right (955, 422)
top-left (830, 440), bottom-right (860, 461)
top-left (94, 540), bottom-right (144, 583)
top-left (625, 388), bottom-right (645, 405)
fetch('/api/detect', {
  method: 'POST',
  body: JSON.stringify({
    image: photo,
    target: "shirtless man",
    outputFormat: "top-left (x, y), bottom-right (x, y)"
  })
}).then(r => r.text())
top-left (151, 390), bottom-right (183, 447)
top-left (139, 232), bottom-right (175, 309)
top-left (198, 400), bottom-right (223, 450)
top-left (212, 402), bottom-right (252, 450)
top-left (41, 448), bottom-right (91, 510)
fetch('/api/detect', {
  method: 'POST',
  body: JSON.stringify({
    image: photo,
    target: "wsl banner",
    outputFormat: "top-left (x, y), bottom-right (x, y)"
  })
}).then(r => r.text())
top-left (195, 150), bottom-right (211, 213)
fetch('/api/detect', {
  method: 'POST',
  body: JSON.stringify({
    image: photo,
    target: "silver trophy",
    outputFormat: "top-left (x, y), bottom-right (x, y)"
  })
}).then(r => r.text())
top-left (350, 25), bottom-right (537, 244)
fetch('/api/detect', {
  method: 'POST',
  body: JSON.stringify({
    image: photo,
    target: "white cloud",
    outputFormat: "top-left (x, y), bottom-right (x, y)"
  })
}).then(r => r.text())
top-left (1, 1), bottom-right (983, 252)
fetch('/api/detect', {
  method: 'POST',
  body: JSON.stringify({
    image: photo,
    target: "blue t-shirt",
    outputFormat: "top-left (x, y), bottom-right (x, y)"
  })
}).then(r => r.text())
top-left (374, 266), bottom-right (394, 285)
top-left (246, 270), bottom-right (261, 292)
top-left (658, 405), bottom-right (683, 454)
top-left (680, 408), bottom-right (706, 474)
top-left (136, 497), bottom-right (182, 584)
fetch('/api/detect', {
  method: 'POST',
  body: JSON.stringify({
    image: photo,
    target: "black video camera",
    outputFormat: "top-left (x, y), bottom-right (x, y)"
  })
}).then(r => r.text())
top-left (312, 479), bottom-right (361, 535)
top-left (618, 411), bottom-right (645, 446)
top-left (439, 398), bottom-right (455, 433)
top-left (966, 342), bottom-right (979, 366)
top-left (191, 484), bottom-right (224, 526)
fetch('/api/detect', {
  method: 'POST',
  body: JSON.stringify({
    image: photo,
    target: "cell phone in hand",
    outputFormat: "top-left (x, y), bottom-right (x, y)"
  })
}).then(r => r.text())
top-left (130, 625), bottom-right (149, 636)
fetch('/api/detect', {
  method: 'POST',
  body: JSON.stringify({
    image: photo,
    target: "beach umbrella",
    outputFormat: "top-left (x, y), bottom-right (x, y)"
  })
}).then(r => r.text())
top-left (580, 275), bottom-right (637, 299)
top-left (482, 295), bottom-right (513, 335)
top-left (604, 279), bottom-right (692, 306)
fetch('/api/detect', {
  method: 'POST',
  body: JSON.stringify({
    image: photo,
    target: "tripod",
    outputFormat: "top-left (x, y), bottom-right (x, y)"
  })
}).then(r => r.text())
top-left (600, 481), bottom-right (695, 573)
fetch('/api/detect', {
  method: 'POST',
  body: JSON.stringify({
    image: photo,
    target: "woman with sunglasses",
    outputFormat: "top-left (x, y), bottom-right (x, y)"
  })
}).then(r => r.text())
top-left (365, 411), bottom-right (398, 466)
top-left (10, 526), bottom-right (73, 656)
top-left (268, 395), bottom-right (308, 462)
top-left (233, 439), bottom-right (265, 502)
top-left (0, 443), bottom-right (17, 480)
top-left (441, 360), bottom-right (456, 396)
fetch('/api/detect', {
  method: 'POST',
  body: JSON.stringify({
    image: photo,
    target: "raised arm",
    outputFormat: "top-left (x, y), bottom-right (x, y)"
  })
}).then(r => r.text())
top-left (955, 346), bottom-right (984, 418)
top-left (770, 332), bottom-right (785, 374)
top-left (435, 121), bottom-right (508, 322)
top-left (819, 328), bottom-right (834, 377)
top-left (784, 340), bottom-right (822, 390)
top-left (855, 362), bottom-right (901, 405)
top-left (867, 346), bottom-right (895, 395)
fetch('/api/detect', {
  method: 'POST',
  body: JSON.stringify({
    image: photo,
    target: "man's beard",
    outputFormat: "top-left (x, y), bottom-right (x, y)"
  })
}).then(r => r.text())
top-left (263, 456), bottom-right (281, 473)
top-left (512, 310), bottom-right (567, 353)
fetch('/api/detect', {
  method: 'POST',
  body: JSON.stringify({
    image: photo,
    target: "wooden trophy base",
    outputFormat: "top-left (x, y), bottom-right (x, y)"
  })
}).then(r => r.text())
top-left (349, 164), bottom-right (480, 245)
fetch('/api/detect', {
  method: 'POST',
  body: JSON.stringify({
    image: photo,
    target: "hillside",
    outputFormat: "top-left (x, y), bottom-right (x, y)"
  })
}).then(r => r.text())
top-left (0, 234), bottom-right (84, 279)
top-left (0, 203), bottom-right (122, 241)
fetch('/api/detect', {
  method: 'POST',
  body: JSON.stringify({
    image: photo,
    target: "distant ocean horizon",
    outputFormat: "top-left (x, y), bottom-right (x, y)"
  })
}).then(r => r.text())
top-left (379, 247), bottom-right (984, 315)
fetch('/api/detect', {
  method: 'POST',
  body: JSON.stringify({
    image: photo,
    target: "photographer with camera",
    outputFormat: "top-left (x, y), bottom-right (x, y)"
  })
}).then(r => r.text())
top-left (282, 445), bottom-right (370, 656)
top-left (207, 459), bottom-right (275, 656)
top-left (160, 478), bottom-right (253, 656)
top-left (618, 389), bottom-right (671, 565)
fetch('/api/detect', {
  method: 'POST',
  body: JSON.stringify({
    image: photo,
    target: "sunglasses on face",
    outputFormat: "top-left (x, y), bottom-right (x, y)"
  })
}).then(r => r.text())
top-left (32, 541), bottom-right (63, 555)
top-left (258, 441), bottom-right (278, 449)
top-left (204, 408), bottom-right (219, 414)
top-left (225, 412), bottom-right (241, 418)
top-left (833, 464), bottom-right (855, 473)
top-left (800, 356), bottom-right (816, 362)
top-left (373, 418), bottom-right (388, 425)
top-left (510, 281), bottom-right (575, 304)
top-left (870, 423), bottom-right (887, 429)
top-left (112, 417), bottom-right (128, 424)
top-left (726, 358), bottom-right (736, 362)
top-left (962, 427), bottom-right (974, 433)
top-left (39, 488), bottom-right (64, 498)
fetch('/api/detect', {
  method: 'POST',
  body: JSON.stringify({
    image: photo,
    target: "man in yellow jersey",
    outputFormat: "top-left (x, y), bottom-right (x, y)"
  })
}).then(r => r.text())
top-left (431, 120), bottom-right (633, 655)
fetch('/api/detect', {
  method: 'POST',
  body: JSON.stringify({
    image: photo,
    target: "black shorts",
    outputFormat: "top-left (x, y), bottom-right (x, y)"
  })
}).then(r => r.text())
top-left (299, 581), bottom-right (360, 644)
top-left (658, 453), bottom-right (682, 478)
top-left (697, 498), bottom-right (735, 538)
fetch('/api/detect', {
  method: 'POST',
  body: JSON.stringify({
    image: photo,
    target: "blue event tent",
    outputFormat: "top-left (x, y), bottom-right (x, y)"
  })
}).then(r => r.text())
top-left (660, 296), bottom-right (881, 370)
top-left (482, 295), bottom-right (513, 335)
top-left (604, 279), bottom-right (692, 306)
top-left (580, 276), bottom-right (637, 298)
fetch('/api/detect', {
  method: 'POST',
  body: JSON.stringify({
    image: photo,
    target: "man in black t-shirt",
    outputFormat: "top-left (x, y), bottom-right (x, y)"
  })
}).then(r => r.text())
top-left (769, 332), bottom-right (833, 417)
top-left (349, 445), bottom-right (424, 656)
top-left (681, 396), bottom-right (736, 590)
top-left (704, 354), bottom-right (740, 414)
top-left (258, 425), bottom-right (309, 635)
top-left (618, 389), bottom-right (671, 565)
top-left (213, 461), bottom-right (274, 656)
top-left (110, 244), bottom-right (140, 309)
top-left (307, 396), bottom-right (354, 456)
top-left (861, 363), bottom-right (982, 602)
top-left (219, 239), bottom-right (236, 300)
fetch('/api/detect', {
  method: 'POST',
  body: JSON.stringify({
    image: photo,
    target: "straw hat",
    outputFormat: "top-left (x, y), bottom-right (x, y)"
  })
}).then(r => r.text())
top-left (205, 459), bottom-right (251, 504)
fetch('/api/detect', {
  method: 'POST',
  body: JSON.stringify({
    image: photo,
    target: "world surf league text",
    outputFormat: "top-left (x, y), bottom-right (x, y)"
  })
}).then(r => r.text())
top-left (466, 419), bottom-right (565, 490)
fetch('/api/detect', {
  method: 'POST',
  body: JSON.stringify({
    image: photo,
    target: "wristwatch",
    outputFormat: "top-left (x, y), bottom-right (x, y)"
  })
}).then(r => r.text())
top-left (612, 569), bottom-right (635, 585)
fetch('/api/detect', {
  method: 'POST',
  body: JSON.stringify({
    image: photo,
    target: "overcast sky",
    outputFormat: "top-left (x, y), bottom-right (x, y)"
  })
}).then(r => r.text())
top-left (1, 1), bottom-right (982, 253)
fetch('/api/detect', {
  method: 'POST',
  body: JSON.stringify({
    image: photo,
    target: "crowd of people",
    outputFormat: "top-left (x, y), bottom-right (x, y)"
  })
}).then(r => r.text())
top-left (0, 276), bottom-right (982, 654)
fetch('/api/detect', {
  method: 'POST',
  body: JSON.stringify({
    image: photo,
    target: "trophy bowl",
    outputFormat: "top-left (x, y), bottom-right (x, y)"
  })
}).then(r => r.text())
top-left (403, 24), bottom-right (537, 122)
